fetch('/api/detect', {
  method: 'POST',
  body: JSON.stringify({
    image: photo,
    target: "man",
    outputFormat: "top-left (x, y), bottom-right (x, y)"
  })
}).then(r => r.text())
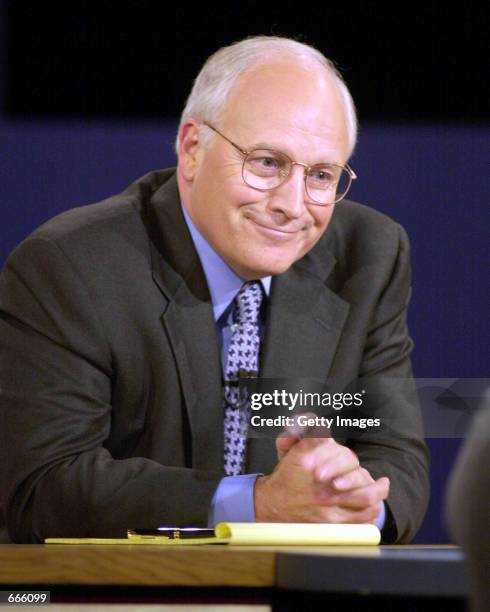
top-left (0, 36), bottom-right (429, 543)
top-left (446, 400), bottom-right (490, 612)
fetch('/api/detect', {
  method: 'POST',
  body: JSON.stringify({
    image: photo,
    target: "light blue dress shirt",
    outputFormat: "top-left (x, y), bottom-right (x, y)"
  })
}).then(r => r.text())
top-left (180, 203), bottom-right (385, 531)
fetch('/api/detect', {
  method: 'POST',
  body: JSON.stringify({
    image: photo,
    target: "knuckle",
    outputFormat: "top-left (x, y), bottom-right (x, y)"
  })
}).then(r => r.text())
top-left (362, 506), bottom-right (380, 523)
top-left (303, 437), bottom-right (324, 452)
top-left (320, 506), bottom-right (338, 523)
top-left (344, 472), bottom-right (357, 487)
top-left (362, 490), bottom-right (377, 507)
top-left (360, 467), bottom-right (373, 482)
top-left (376, 477), bottom-right (390, 496)
top-left (323, 437), bottom-right (338, 451)
top-left (348, 449), bottom-right (360, 466)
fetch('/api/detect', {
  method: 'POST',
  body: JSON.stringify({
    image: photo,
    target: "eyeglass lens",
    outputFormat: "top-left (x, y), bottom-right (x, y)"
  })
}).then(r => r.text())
top-left (242, 150), bottom-right (351, 204)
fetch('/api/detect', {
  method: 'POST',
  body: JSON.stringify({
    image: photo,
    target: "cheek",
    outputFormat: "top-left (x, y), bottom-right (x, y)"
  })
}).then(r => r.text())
top-left (221, 186), bottom-right (269, 225)
top-left (301, 208), bottom-right (334, 248)
top-left (232, 181), bottom-right (269, 206)
top-left (311, 207), bottom-right (334, 232)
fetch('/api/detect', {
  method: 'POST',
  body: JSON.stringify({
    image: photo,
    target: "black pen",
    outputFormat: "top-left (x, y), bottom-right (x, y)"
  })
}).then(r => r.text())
top-left (127, 527), bottom-right (215, 539)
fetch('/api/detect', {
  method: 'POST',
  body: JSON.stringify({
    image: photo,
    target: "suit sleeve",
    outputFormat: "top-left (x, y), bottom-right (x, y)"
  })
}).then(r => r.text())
top-left (0, 236), bottom-right (221, 543)
top-left (445, 404), bottom-right (490, 612)
top-left (352, 224), bottom-right (430, 543)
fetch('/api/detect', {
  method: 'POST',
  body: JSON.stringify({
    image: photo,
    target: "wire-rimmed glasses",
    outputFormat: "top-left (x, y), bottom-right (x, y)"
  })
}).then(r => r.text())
top-left (204, 122), bottom-right (357, 205)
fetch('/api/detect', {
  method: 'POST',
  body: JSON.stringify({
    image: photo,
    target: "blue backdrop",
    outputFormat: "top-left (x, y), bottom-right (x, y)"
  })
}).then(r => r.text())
top-left (1, 119), bottom-right (489, 542)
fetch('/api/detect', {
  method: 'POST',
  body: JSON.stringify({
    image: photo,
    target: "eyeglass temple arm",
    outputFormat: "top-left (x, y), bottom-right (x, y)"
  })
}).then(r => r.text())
top-left (205, 121), bottom-right (358, 179)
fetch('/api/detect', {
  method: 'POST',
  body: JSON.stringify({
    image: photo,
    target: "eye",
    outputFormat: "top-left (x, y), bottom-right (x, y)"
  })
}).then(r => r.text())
top-left (246, 149), bottom-right (289, 177)
top-left (307, 165), bottom-right (340, 189)
top-left (245, 150), bottom-right (287, 176)
top-left (259, 157), bottom-right (278, 169)
top-left (309, 169), bottom-right (334, 183)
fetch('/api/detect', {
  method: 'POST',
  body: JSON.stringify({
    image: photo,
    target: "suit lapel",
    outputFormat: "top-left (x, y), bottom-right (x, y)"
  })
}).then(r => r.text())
top-left (247, 248), bottom-right (350, 473)
top-left (143, 173), bottom-right (224, 473)
top-left (261, 254), bottom-right (350, 380)
top-left (142, 172), bottom-right (350, 475)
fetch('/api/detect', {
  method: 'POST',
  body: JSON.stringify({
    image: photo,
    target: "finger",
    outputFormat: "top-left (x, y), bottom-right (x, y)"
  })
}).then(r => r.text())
top-left (317, 503), bottom-right (382, 525)
top-left (276, 437), bottom-right (328, 471)
top-left (276, 412), bottom-right (324, 461)
top-left (300, 437), bottom-right (339, 470)
top-left (332, 467), bottom-right (374, 491)
top-left (308, 443), bottom-right (360, 482)
top-left (276, 435), bottom-right (300, 461)
top-left (356, 503), bottom-right (383, 525)
top-left (284, 413), bottom-right (316, 438)
top-left (367, 502), bottom-right (384, 525)
top-left (284, 412), bottom-right (331, 441)
top-left (295, 411), bottom-right (331, 439)
top-left (328, 477), bottom-right (390, 509)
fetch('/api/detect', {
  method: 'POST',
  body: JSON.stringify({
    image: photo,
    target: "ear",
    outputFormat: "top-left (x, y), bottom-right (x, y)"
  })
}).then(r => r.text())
top-left (177, 120), bottom-right (203, 182)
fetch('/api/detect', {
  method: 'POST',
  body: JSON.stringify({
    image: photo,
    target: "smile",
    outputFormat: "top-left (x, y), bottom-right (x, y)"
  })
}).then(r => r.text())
top-left (248, 218), bottom-right (302, 238)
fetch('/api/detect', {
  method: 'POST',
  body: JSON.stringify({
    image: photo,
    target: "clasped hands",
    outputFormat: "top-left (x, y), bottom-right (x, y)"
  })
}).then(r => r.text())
top-left (254, 423), bottom-right (389, 524)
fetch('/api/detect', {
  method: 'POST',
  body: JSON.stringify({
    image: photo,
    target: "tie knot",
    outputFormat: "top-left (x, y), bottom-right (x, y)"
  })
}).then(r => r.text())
top-left (234, 281), bottom-right (263, 325)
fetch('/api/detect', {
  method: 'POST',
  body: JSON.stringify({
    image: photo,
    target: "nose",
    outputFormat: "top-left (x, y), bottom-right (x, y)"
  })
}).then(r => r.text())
top-left (268, 163), bottom-right (307, 220)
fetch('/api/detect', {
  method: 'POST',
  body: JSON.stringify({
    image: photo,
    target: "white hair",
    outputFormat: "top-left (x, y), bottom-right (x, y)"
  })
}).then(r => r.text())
top-left (175, 36), bottom-right (358, 159)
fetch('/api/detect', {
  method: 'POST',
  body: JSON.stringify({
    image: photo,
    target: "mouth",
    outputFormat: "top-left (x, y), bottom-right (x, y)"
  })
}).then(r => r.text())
top-left (248, 217), bottom-right (303, 237)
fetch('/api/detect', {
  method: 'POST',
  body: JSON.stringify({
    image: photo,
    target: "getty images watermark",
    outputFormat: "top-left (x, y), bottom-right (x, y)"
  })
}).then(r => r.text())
top-left (249, 388), bottom-right (377, 430)
top-left (234, 377), bottom-right (490, 439)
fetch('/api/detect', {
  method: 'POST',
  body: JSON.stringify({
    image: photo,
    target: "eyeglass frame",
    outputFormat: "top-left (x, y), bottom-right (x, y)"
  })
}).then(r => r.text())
top-left (202, 122), bottom-right (357, 205)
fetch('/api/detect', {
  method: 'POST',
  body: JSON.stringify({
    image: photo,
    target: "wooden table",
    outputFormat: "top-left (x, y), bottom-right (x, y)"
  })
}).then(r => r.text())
top-left (0, 544), bottom-right (275, 587)
top-left (0, 544), bottom-right (469, 610)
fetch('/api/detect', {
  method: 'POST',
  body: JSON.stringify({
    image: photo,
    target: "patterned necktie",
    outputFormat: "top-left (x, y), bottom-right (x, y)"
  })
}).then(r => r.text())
top-left (223, 281), bottom-right (264, 476)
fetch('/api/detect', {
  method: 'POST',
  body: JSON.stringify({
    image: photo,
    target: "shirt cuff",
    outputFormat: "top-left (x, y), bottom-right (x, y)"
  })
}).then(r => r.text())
top-left (208, 476), bottom-right (386, 530)
top-left (208, 474), bottom-right (261, 527)
top-left (376, 500), bottom-right (386, 530)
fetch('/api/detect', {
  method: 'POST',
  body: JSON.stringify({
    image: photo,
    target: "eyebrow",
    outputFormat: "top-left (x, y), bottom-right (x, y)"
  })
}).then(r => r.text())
top-left (247, 141), bottom-right (342, 166)
top-left (249, 141), bottom-right (279, 151)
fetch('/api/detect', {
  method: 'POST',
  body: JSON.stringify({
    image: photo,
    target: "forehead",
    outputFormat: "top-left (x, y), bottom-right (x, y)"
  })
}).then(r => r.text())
top-left (220, 58), bottom-right (349, 163)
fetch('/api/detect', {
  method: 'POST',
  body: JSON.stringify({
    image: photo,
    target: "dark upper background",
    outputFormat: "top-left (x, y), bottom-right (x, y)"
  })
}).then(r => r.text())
top-left (1, 1), bottom-right (489, 542)
top-left (3, 2), bottom-right (488, 122)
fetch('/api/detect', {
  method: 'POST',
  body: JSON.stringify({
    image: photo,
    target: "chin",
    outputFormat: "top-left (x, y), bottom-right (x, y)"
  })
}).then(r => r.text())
top-left (237, 257), bottom-right (296, 280)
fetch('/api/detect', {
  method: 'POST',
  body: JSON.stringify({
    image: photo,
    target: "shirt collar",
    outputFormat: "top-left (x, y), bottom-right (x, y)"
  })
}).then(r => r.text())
top-left (181, 202), bottom-right (271, 321)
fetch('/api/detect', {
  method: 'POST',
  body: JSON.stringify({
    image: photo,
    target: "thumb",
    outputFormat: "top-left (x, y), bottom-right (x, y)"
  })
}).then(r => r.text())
top-left (276, 435), bottom-right (301, 461)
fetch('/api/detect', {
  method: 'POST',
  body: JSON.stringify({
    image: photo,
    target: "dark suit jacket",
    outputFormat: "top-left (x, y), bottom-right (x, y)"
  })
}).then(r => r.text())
top-left (0, 169), bottom-right (429, 543)
top-left (446, 405), bottom-right (490, 612)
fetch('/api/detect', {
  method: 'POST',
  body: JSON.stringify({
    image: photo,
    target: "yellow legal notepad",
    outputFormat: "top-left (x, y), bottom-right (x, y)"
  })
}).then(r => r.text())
top-left (45, 523), bottom-right (380, 546)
